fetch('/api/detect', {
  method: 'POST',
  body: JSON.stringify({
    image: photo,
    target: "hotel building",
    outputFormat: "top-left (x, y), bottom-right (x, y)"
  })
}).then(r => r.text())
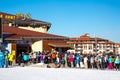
top-left (67, 33), bottom-right (117, 54)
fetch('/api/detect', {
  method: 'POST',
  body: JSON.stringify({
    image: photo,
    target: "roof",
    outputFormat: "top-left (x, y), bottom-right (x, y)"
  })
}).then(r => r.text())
top-left (0, 12), bottom-right (51, 30)
top-left (0, 12), bottom-right (15, 17)
top-left (70, 33), bottom-right (108, 41)
top-left (27, 19), bottom-right (51, 30)
top-left (31, 19), bottom-right (51, 25)
top-left (14, 19), bottom-right (51, 27)
top-left (3, 26), bottom-right (68, 40)
top-left (69, 33), bottom-right (115, 44)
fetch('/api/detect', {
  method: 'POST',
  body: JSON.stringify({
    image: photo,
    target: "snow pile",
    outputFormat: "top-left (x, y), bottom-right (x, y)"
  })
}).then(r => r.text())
top-left (0, 67), bottom-right (120, 80)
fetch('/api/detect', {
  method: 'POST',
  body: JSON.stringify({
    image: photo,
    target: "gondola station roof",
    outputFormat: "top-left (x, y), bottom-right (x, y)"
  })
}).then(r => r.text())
top-left (3, 25), bottom-right (69, 40)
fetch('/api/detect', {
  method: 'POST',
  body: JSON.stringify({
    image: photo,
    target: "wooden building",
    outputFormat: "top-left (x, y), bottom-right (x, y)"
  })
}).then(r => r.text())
top-left (1, 12), bottom-right (72, 61)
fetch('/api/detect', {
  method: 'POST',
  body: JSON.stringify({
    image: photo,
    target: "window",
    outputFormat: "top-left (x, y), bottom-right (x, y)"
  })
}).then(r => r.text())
top-left (0, 14), bottom-right (2, 18)
top-left (99, 44), bottom-right (102, 49)
top-left (13, 16), bottom-right (15, 19)
top-left (11, 16), bottom-right (13, 19)
top-left (84, 44), bottom-right (87, 50)
top-left (103, 44), bottom-right (106, 49)
top-left (5, 15), bottom-right (8, 19)
top-left (75, 44), bottom-right (78, 48)
top-left (8, 16), bottom-right (10, 19)
top-left (88, 44), bottom-right (92, 50)
top-left (110, 45), bottom-right (113, 49)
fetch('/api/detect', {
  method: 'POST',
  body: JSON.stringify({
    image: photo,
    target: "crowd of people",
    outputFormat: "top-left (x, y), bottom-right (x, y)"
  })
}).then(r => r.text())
top-left (17, 51), bottom-right (120, 71)
top-left (0, 50), bottom-right (120, 71)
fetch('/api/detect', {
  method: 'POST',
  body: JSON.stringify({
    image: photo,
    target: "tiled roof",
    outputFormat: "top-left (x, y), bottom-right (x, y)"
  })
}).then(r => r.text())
top-left (69, 33), bottom-right (116, 44)
top-left (70, 34), bottom-right (108, 41)
top-left (3, 26), bottom-right (68, 40)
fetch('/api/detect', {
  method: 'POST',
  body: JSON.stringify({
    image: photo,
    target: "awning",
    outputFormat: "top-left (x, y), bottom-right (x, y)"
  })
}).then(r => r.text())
top-left (48, 43), bottom-right (73, 48)
top-left (17, 43), bottom-right (31, 47)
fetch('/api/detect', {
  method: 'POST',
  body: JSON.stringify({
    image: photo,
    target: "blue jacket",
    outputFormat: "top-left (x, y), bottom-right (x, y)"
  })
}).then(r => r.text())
top-left (76, 54), bottom-right (80, 60)
top-left (0, 52), bottom-right (4, 61)
top-left (23, 54), bottom-right (29, 61)
top-left (75, 54), bottom-right (80, 64)
top-left (108, 57), bottom-right (112, 63)
top-left (114, 58), bottom-right (120, 64)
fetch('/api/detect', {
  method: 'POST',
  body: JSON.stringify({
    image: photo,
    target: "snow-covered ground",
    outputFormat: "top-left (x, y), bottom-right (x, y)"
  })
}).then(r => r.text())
top-left (0, 66), bottom-right (120, 80)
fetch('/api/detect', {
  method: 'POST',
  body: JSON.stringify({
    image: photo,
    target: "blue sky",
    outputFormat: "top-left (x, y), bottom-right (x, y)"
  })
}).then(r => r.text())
top-left (1, 0), bottom-right (120, 42)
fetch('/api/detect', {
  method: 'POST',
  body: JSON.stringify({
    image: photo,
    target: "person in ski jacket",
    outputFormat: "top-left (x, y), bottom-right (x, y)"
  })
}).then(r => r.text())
top-left (8, 52), bottom-right (15, 66)
top-left (75, 54), bottom-right (80, 68)
top-left (69, 53), bottom-right (74, 68)
top-left (64, 53), bottom-right (68, 67)
top-left (23, 52), bottom-right (29, 66)
top-left (0, 52), bottom-right (4, 68)
top-left (108, 56), bottom-right (113, 70)
top-left (114, 56), bottom-right (120, 70)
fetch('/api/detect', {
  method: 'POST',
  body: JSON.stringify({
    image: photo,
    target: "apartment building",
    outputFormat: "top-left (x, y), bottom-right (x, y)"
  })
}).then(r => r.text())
top-left (67, 33), bottom-right (116, 54)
